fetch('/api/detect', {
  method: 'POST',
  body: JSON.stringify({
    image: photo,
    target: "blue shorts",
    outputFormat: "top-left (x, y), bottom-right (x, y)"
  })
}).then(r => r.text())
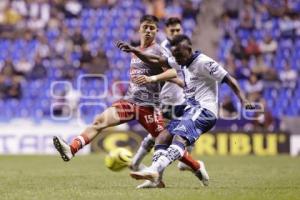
top-left (167, 106), bottom-right (217, 145)
top-left (161, 104), bottom-right (186, 120)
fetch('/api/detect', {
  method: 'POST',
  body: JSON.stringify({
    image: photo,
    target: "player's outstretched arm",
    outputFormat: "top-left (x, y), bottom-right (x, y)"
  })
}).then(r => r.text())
top-left (116, 41), bottom-right (177, 84)
top-left (222, 75), bottom-right (254, 109)
top-left (132, 68), bottom-right (177, 85)
top-left (116, 41), bottom-right (168, 67)
top-left (168, 78), bottom-right (185, 88)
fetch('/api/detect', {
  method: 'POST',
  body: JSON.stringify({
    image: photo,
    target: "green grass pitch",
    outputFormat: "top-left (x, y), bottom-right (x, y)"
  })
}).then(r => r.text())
top-left (1, 155), bottom-right (299, 200)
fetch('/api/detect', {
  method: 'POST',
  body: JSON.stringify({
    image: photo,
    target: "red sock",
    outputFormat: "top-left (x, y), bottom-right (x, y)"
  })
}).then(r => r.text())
top-left (179, 151), bottom-right (200, 171)
top-left (70, 134), bottom-right (90, 155)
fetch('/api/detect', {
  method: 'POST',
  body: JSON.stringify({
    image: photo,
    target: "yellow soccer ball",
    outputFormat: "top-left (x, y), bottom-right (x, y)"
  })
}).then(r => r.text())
top-left (104, 148), bottom-right (133, 171)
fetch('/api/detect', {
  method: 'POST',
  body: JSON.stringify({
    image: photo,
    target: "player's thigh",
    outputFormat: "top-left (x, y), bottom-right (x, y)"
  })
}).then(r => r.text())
top-left (172, 135), bottom-right (189, 146)
top-left (137, 107), bottom-right (164, 137)
top-left (161, 104), bottom-right (186, 121)
top-left (155, 129), bottom-right (173, 145)
top-left (112, 100), bottom-right (136, 122)
top-left (167, 118), bottom-right (190, 146)
top-left (171, 108), bottom-right (216, 145)
top-left (156, 119), bottom-right (180, 145)
top-left (93, 106), bottom-right (122, 129)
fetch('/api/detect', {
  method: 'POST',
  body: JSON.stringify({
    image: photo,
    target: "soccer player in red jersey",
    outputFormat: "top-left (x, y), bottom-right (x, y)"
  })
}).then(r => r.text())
top-left (53, 15), bottom-right (202, 188)
top-left (53, 15), bottom-right (175, 160)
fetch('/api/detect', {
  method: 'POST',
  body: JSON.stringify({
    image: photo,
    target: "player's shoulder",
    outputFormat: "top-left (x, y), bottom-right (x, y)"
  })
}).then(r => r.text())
top-left (196, 53), bottom-right (227, 78)
top-left (160, 39), bottom-right (170, 49)
top-left (160, 39), bottom-right (172, 56)
top-left (150, 42), bottom-right (163, 50)
top-left (146, 43), bottom-right (164, 54)
top-left (155, 42), bottom-right (167, 52)
top-left (197, 53), bottom-right (216, 64)
top-left (151, 42), bottom-right (171, 57)
top-left (194, 53), bottom-right (219, 68)
top-left (167, 56), bottom-right (181, 70)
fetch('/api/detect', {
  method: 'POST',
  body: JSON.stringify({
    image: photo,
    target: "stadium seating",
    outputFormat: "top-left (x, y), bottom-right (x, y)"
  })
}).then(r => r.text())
top-left (0, 0), bottom-right (199, 123)
top-left (218, 1), bottom-right (300, 119)
top-left (1, 0), bottom-right (299, 124)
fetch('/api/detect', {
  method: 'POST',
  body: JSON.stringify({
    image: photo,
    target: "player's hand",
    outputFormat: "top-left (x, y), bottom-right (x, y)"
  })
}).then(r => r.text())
top-left (132, 75), bottom-right (152, 85)
top-left (116, 41), bottom-right (135, 53)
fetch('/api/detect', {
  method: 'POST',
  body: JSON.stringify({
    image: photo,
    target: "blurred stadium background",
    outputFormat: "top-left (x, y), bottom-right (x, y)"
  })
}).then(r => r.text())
top-left (0, 0), bottom-right (300, 158)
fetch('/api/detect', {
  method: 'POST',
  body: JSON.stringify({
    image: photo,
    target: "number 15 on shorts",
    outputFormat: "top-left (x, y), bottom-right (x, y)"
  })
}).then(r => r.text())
top-left (144, 115), bottom-right (156, 123)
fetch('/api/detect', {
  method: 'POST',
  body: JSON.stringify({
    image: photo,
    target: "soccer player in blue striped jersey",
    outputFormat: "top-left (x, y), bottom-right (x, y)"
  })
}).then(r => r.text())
top-left (160, 17), bottom-right (196, 171)
top-left (118, 34), bottom-right (254, 187)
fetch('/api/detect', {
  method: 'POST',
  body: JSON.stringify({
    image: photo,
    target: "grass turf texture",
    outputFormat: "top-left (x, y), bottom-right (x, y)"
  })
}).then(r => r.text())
top-left (0, 155), bottom-right (299, 200)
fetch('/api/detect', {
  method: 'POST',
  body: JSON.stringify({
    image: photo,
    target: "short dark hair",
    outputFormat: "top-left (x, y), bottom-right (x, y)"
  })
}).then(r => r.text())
top-left (165, 17), bottom-right (182, 27)
top-left (140, 15), bottom-right (159, 26)
top-left (170, 34), bottom-right (192, 46)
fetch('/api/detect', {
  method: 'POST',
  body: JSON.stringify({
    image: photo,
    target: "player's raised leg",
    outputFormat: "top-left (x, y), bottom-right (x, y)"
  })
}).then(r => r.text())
top-left (130, 127), bottom-right (173, 182)
top-left (131, 107), bottom-right (216, 186)
top-left (163, 119), bottom-right (203, 174)
top-left (134, 119), bottom-right (207, 188)
top-left (53, 106), bottom-right (122, 161)
top-left (177, 145), bottom-right (195, 171)
top-left (134, 130), bottom-right (171, 187)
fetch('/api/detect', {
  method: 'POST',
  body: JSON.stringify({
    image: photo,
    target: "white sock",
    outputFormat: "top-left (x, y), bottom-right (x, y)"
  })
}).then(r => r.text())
top-left (151, 148), bottom-right (167, 182)
top-left (151, 156), bottom-right (170, 173)
top-left (131, 134), bottom-right (154, 167)
top-left (151, 144), bottom-right (184, 173)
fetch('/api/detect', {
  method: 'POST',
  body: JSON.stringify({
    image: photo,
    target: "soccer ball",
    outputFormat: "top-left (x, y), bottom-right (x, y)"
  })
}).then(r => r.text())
top-left (104, 148), bottom-right (133, 171)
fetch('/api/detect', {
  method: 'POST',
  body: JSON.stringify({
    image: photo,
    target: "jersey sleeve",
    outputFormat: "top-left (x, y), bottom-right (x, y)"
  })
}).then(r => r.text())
top-left (160, 46), bottom-right (171, 58)
top-left (199, 56), bottom-right (228, 82)
top-left (151, 44), bottom-right (169, 57)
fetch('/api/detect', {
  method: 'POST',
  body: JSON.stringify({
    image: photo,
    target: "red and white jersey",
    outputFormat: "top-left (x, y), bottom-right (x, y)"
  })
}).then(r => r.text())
top-left (124, 43), bottom-right (166, 106)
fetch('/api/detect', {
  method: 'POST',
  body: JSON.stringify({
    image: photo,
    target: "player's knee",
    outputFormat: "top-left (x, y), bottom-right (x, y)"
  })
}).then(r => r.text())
top-left (141, 134), bottom-right (155, 152)
top-left (173, 135), bottom-right (188, 147)
top-left (155, 130), bottom-right (171, 145)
